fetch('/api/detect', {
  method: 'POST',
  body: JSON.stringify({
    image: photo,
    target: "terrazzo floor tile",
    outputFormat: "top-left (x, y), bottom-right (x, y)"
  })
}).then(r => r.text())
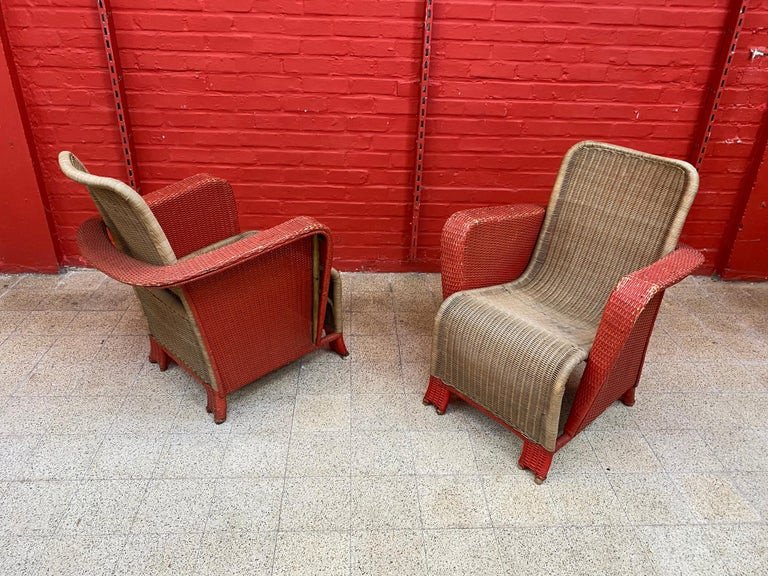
top-left (114, 533), bottom-right (203, 576)
top-left (547, 473), bottom-right (628, 526)
top-left (495, 527), bottom-right (579, 576)
top-left (350, 430), bottom-right (415, 475)
top-left (206, 478), bottom-right (282, 532)
top-left (637, 525), bottom-right (730, 576)
top-left (643, 429), bottom-right (725, 473)
top-left (411, 430), bottom-right (478, 475)
top-left (272, 531), bottom-right (349, 576)
top-left (88, 433), bottom-right (165, 479)
top-left (293, 394), bottom-right (350, 431)
top-left (131, 479), bottom-right (214, 533)
top-left (351, 476), bottom-right (422, 530)
top-left (279, 477), bottom-right (350, 531)
top-left (705, 524), bottom-right (768, 576)
top-left (0, 480), bottom-right (79, 535)
top-left (0, 270), bottom-right (764, 574)
top-left (194, 530), bottom-right (275, 576)
top-left (351, 530), bottom-right (427, 576)
top-left (564, 526), bottom-right (655, 576)
top-left (59, 480), bottom-right (147, 535)
top-left (482, 474), bottom-right (561, 527)
top-left (286, 430), bottom-right (351, 477)
top-left (219, 431), bottom-right (290, 477)
top-left (608, 473), bottom-right (699, 525)
top-left (25, 534), bottom-right (126, 576)
top-left (423, 529), bottom-right (504, 576)
top-left (154, 434), bottom-right (227, 478)
top-left (418, 475), bottom-right (491, 529)
top-left (586, 430), bottom-right (663, 473)
top-left (671, 473), bottom-right (760, 523)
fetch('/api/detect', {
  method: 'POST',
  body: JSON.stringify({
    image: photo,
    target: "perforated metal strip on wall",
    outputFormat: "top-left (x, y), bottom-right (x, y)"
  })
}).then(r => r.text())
top-left (409, 0), bottom-right (434, 261)
top-left (694, 0), bottom-right (748, 170)
top-left (97, 0), bottom-right (140, 192)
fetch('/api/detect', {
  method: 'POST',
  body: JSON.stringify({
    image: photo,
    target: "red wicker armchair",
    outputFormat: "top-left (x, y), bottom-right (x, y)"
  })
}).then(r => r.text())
top-left (60, 152), bottom-right (347, 423)
top-left (424, 142), bottom-right (704, 483)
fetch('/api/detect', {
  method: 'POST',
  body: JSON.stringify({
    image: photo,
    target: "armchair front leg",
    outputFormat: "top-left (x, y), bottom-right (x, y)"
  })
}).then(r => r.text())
top-left (441, 204), bottom-right (545, 298)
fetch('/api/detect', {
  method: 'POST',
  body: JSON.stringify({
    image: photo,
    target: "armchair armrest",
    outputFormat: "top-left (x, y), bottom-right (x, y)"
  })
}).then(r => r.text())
top-left (77, 215), bottom-right (329, 288)
top-left (565, 245), bottom-right (704, 436)
top-left (441, 204), bottom-right (545, 298)
top-left (143, 174), bottom-right (240, 257)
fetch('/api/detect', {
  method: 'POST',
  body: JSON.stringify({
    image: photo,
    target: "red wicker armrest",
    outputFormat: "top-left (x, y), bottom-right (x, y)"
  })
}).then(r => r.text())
top-left (143, 174), bottom-right (240, 257)
top-left (441, 204), bottom-right (545, 298)
top-left (565, 245), bottom-right (704, 435)
top-left (77, 215), bottom-right (330, 288)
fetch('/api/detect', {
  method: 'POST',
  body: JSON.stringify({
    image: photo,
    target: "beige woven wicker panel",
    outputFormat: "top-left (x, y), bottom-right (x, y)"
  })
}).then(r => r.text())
top-left (134, 287), bottom-right (215, 387)
top-left (433, 287), bottom-right (590, 450)
top-left (433, 142), bottom-right (698, 451)
top-left (515, 142), bottom-right (692, 325)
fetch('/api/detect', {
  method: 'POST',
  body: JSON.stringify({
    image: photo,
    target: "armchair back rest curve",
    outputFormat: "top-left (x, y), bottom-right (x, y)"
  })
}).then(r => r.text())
top-left (58, 151), bottom-right (176, 266)
top-left (516, 141), bottom-right (698, 326)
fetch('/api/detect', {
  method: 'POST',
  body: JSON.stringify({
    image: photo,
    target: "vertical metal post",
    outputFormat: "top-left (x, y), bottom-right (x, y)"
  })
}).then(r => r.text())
top-left (409, 0), bottom-right (434, 261)
top-left (96, 0), bottom-right (140, 192)
top-left (690, 0), bottom-right (748, 169)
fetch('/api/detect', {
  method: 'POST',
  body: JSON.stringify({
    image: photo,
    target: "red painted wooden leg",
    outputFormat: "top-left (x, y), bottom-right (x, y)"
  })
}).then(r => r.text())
top-left (621, 387), bottom-right (636, 407)
top-left (518, 440), bottom-right (554, 485)
top-left (210, 393), bottom-right (227, 424)
top-left (148, 337), bottom-right (169, 371)
top-left (330, 334), bottom-right (349, 357)
top-left (422, 376), bottom-right (452, 415)
top-left (205, 387), bottom-right (215, 414)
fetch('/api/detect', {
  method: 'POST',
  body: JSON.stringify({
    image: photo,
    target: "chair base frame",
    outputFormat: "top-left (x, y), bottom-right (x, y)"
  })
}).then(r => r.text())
top-left (423, 375), bottom-right (638, 484)
top-left (149, 333), bottom-right (348, 424)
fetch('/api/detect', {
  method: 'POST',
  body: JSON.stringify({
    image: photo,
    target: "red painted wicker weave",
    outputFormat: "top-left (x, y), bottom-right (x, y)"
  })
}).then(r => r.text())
top-left (424, 142), bottom-right (704, 483)
top-left (71, 166), bottom-right (347, 423)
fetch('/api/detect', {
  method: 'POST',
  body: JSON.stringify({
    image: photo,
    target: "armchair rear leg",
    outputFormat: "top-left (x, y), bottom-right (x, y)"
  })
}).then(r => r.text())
top-left (329, 334), bottom-right (349, 357)
top-left (148, 337), bottom-right (169, 371)
top-left (209, 392), bottom-right (227, 424)
top-left (518, 440), bottom-right (554, 485)
top-left (621, 387), bottom-right (637, 407)
top-left (423, 376), bottom-right (452, 415)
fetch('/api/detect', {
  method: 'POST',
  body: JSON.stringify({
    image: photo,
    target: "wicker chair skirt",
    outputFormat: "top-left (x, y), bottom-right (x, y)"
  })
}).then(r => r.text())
top-left (433, 286), bottom-right (593, 451)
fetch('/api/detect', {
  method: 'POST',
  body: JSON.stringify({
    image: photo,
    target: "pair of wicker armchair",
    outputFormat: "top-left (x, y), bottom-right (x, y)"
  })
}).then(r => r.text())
top-left (61, 141), bottom-right (702, 482)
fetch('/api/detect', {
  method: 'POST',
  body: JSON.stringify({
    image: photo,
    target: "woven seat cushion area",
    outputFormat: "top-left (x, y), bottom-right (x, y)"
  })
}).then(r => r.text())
top-left (432, 142), bottom-right (699, 452)
top-left (433, 285), bottom-right (594, 450)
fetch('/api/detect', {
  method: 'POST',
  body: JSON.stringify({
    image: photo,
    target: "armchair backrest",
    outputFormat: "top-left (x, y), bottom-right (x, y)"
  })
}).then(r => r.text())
top-left (58, 151), bottom-right (176, 266)
top-left (520, 141), bottom-right (698, 325)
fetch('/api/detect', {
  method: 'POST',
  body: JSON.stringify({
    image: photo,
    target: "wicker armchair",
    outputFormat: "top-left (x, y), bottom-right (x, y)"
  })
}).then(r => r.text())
top-left (424, 141), bottom-right (703, 483)
top-left (59, 151), bottom-right (348, 423)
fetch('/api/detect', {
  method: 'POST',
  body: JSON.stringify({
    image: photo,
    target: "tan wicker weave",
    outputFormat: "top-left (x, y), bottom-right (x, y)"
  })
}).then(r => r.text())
top-left (59, 151), bottom-right (348, 423)
top-left (425, 141), bottom-right (704, 482)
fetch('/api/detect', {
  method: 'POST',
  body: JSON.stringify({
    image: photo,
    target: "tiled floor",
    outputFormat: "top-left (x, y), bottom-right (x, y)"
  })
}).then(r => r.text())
top-left (0, 269), bottom-right (765, 575)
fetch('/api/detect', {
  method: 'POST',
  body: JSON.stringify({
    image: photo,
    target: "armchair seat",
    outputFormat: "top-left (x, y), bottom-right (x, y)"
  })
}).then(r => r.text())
top-left (59, 152), bottom-right (348, 424)
top-left (424, 141), bottom-right (704, 483)
top-left (434, 284), bottom-right (596, 452)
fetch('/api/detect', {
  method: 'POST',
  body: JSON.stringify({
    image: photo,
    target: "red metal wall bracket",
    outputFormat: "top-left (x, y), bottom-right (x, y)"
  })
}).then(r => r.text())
top-left (689, 0), bottom-right (748, 169)
top-left (409, 0), bottom-right (434, 261)
top-left (96, 0), bottom-right (141, 192)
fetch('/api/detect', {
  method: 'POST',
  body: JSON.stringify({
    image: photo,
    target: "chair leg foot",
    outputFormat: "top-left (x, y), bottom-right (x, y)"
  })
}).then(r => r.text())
top-left (209, 392), bottom-right (227, 424)
top-left (148, 338), bottom-right (169, 371)
top-left (329, 334), bottom-right (349, 357)
top-left (423, 376), bottom-right (451, 415)
top-left (518, 439), bottom-right (554, 485)
top-left (621, 387), bottom-right (636, 407)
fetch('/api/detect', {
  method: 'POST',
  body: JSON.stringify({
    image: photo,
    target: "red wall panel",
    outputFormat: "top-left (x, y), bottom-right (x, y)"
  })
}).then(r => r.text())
top-left (1, 0), bottom-right (766, 272)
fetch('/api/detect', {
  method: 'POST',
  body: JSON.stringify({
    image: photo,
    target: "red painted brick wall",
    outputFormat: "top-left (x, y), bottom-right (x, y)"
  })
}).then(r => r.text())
top-left (1, 0), bottom-right (765, 272)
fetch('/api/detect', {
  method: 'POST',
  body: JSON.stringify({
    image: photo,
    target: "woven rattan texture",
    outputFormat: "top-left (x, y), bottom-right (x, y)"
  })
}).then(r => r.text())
top-left (58, 152), bottom-right (175, 266)
top-left (440, 205), bottom-right (545, 298)
top-left (185, 237), bottom-right (316, 394)
top-left (432, 142), bottom-right (700, 452)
